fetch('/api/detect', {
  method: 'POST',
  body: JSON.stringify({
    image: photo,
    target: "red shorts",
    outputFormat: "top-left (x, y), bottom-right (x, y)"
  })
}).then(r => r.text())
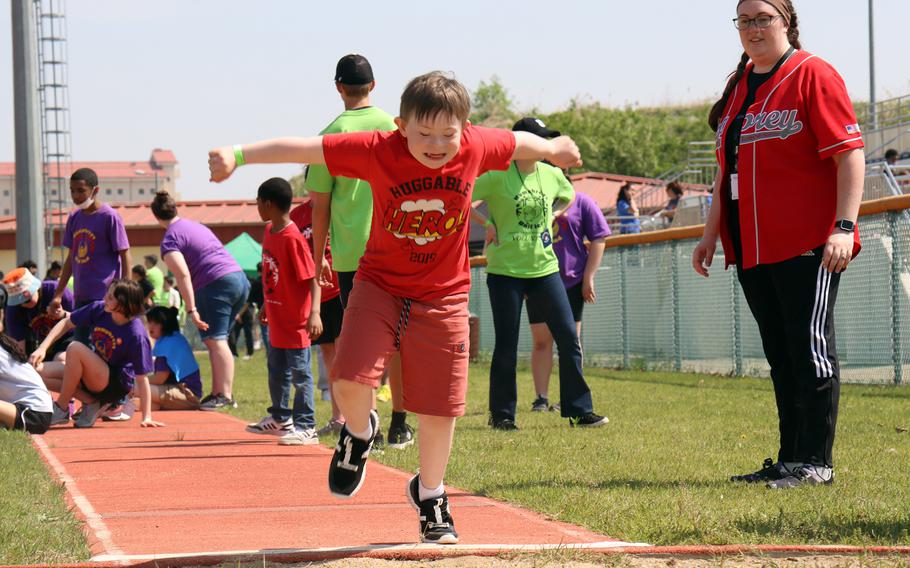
top-left (332, 279), bottom-right (470, 417)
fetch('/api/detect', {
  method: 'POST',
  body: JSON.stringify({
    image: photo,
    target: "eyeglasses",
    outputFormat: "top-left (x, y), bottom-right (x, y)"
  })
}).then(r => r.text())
top-left (733, 14), bottom-right (780, 30)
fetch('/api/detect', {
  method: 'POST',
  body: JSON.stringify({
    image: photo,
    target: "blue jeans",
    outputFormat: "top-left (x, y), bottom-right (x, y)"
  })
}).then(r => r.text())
top-left (487, 272), bottom-right (594, 420)
top-left (195, 271), bottom-right (250, 341)
top-left (266, 346), bottom-right (315, 430)
top-left (259, 323), bottom-right (270, 356)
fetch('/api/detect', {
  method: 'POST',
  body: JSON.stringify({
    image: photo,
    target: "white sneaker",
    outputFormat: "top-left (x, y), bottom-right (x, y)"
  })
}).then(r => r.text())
top-left (50, 403), bottom-right (70, 426)
top-left (278, 428), bottom-right (319, 446)
top-left (245, 415), bottom-right (293, 436)
top-left (103, 399), bottom-right (136, 422)
top-left (242, 355), bottom-right (252, 361)
top-left (74, 402), bottom-right (111, 429)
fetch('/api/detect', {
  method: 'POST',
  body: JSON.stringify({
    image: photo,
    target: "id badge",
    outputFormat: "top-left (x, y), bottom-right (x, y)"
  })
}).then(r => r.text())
top-left (730, 173), bottom-right (740, 201)
top-left (540, 229), bottom-right (552, 248)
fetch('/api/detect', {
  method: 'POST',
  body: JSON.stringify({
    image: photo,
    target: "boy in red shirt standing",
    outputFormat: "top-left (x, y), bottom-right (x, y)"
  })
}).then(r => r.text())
top-left (245, 178), bottom-right (323, 446)
top-left (209, 72), bottom-right (581, 544)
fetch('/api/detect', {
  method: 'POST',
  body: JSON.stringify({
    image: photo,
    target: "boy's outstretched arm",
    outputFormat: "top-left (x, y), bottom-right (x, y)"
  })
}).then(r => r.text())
top-left (208, 137), bottom-right (326, 183)
top-left (511, 132), bottom-right (583, 169)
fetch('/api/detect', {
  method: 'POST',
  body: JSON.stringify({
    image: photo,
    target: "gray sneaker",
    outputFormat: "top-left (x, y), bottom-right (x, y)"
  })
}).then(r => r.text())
top-left (317, 419), bottom-right (345, 436)
top-left (278, 428), bottom-right (319, 446)
top-left (73, 401), bottom-right (111, 429)
top-left (50, 403), bottom-right (71, 426)
top-left (767, 465), bottom-right (834, 489)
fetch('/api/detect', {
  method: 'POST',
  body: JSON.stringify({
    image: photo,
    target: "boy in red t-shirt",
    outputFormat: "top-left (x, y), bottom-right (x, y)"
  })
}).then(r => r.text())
top-left (209, 71), bottom-right (581, 544)
top-left (244, 178), bottom-right (323, 446)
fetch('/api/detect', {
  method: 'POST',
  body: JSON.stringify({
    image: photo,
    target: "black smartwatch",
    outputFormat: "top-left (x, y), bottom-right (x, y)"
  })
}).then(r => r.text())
top-left (835, 219), bottom-right (855, 232)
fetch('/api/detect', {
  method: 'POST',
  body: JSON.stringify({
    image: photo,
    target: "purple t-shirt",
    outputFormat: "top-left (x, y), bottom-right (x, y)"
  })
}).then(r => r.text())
top-left (552, 191), bottom-right (611, 289)
top-left (160, 219), bottom-right (241, 291)
top-left (63, 204), bottom-right (130, 302)
top-left (5, 281), bottom-right (75, 344)
top-left (70, 301), bottom-right (153, 389)
top-left (154, 357), bottom-right (203, 398)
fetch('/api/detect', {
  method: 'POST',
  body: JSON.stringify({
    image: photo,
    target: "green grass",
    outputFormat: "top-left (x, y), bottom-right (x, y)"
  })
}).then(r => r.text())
top-left (0, 430), bottom-right (91, 564)
top-left (218, 352), bottom-right (910, 547)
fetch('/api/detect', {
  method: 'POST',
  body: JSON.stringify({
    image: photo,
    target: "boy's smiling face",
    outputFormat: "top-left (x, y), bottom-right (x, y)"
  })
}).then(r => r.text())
top-left (396, 113), bottom-right (464, 170)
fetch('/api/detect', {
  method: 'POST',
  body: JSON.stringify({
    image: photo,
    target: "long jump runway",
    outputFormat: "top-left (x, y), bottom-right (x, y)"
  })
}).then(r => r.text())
top-left (31, 410), bottom-right (644, 564)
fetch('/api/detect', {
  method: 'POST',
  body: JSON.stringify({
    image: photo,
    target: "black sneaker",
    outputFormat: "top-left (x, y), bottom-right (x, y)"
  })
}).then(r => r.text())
top-left (374, 427), bottom-right (385, 449)
top-left (387, 422), bottom-right (415, 449)
top-left (569, 412), bottom-right (609, 427)
top-left (199, 393), bottom-right (216, 406)
top-left (490, 417), bottom-right (518, 431)
top-left (406, 475), bottom-right (459, 544)
top-left (731, 458), bottom-right (785, 483)
top-left (767, 465), bottom-right (834, 489)
top-left (328, 410), bottom-right (379, 499)
top-left (199, 394), bottom-right (237, 411)
top-left (531, 396), bottom-right (549, 412)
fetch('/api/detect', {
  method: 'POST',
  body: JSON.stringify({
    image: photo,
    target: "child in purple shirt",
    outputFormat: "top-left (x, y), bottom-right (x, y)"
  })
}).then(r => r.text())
top-left (49, 168), bottom-right (132, 345)
top-left (526, 190), bottom-right (610, 411)
top-left (30, 279), bottom-right (159, 429)
top-left (2, 268), bottom-right (74, 361)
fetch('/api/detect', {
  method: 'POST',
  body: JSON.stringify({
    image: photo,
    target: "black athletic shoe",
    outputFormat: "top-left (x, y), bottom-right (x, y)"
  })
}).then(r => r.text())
top-left (374, 427), bottom-right (385, 449)
top-left (490, 417), bottom-right (518, 431)
top-left (767, 465), bottom-right (834, 489)
top-left (569, 412), bottom-right (609, 427)
top-left (387, 422), bottom-right (415, 449)
top-left (199, 394), bottom-right (237, 411)
top-left (406, 475), bottom-right (459, 544)
top-left (531, 396), bottom-right (549, 412)
top-left (328, 410), bottom-right (379, 499)
top-left (730, 458), bottom-right (785, 483)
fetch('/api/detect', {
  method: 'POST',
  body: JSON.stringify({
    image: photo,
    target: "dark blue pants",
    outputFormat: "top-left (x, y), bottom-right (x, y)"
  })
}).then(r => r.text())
top-left (487, 272), bottom-right (594, 421)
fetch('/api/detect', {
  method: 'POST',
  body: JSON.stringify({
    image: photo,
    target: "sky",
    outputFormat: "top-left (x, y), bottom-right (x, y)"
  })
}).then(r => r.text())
top-left (2, 0), bottom-right (909, 201)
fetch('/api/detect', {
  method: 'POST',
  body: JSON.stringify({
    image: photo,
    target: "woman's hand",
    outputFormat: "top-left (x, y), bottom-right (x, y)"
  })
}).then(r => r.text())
top-left (47, 297), bottom-right (65, 319)
top-left (28, 348), bottom-right (47, 369)
top-left (582, 276), bottom-right (597, 303)
top-left (190, 310), bottom-right (210, 331)
top-left (823, 231), bottom-right (854, 273)
top-left (692, 237), bottom-right (717, 278)
top-left (140, 419), bottom-right (166, 428)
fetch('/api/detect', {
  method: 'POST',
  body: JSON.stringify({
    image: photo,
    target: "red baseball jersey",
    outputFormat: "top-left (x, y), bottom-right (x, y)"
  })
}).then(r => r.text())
top-left (715, 50), bottom-right (864, 269)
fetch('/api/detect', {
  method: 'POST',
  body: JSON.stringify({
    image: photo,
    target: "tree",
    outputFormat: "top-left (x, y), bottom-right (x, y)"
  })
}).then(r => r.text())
top-left (289, 168), bottom-right (308, 197)
top-left (470, 76), bottom-right (518, 128)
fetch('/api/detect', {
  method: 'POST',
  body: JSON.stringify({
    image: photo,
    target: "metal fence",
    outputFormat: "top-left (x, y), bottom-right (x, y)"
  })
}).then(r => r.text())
top-left (468, 205), bottom-right (910, 385)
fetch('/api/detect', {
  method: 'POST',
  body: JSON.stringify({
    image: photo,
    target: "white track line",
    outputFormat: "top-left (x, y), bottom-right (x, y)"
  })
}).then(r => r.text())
top-left (92, 541), bottom-right (651, 562)
top-left (31, 436), bottom-right (128, 564)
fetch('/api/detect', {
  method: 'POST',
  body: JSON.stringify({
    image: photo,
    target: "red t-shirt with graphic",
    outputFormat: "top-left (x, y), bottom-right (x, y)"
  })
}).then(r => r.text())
top-left (322, 125), bottom-right (516, 301)
top-left (261, 222), bottom-right (316, 348)
top-left (290, 201), bottom-right (341, 302)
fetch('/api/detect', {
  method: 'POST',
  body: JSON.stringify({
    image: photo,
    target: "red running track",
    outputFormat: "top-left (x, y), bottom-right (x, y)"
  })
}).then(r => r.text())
top-left (32, 410), bottom-right (641, 564)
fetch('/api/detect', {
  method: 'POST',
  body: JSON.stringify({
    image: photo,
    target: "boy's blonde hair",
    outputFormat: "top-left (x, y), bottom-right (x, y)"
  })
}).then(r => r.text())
top-left (400, 72), bottom-right (471, 124)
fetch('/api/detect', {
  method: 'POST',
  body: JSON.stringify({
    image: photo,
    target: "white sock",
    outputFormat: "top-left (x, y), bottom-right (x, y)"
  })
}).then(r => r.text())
top-left (348, 423), bottom-right (373, 442)
top-left (418, 479), bottom-right (445, 501)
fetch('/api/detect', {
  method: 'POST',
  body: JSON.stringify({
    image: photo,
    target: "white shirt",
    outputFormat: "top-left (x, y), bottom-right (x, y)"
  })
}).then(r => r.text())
top-left (0, 348), bottom-right (53, 413)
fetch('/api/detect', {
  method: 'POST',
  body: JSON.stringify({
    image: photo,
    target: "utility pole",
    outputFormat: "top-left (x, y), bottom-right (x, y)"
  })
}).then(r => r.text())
top-left (11, 0), bottom-right (47, 270)
top-left (868, 0), bottom-right (877, 129)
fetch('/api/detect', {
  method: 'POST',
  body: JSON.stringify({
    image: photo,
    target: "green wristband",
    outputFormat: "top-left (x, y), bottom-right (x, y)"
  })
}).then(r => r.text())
top-left (484, 219), bottom-right (494, 227)
top-left (233, 144), bottom-right (245, 167)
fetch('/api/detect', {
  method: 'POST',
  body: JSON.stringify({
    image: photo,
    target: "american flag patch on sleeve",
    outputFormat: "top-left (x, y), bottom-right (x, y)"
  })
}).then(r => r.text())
top-left (845, 123), bottom-right (861, 134)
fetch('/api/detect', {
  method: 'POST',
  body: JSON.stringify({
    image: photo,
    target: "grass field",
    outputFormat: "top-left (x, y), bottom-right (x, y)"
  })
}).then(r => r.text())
top-left (3, 353), bottom-right (908, 564)
top-left (0, 430), bottom-right (91, 564)
top-left (220, 353), bottom-right (910, 547)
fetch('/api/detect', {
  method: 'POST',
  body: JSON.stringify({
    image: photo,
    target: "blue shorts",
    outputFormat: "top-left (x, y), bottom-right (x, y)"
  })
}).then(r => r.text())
top-left (195, 271), bottom-right (250, 341)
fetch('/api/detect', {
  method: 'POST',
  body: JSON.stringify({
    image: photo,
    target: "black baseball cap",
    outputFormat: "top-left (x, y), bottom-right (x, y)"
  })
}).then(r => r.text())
top-left (335, 54), bottom-right (374, 85)
top-left (512, 117), bottom-right (561, 138)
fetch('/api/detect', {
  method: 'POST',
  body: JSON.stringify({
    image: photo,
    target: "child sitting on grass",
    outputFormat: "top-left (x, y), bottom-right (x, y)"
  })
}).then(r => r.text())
top-left (29, 279), bottom-right (159, 428)
top-left (0, 333), bottom-right (53, 435)
top-left (146, 306), bottom-right (202, 410)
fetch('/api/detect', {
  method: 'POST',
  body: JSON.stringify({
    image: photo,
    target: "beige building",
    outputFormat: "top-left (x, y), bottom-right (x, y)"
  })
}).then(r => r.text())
top-left (0, 149), bottom-right (179, 216)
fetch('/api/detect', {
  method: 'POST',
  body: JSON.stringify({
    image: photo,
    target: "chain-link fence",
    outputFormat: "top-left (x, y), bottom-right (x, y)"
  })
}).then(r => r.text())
top-left (469, 208), bottom-right (910, 385)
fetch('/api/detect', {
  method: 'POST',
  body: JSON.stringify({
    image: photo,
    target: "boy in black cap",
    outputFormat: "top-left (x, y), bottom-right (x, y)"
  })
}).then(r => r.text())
top-left (307, 54), bottom-right (414, 448)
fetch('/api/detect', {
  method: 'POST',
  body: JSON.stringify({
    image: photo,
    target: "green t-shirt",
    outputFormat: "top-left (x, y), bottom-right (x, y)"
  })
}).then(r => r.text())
top-left (305, 107), bottom-right (397, 272)
top-left (145, 265), bottom-right (167, 305)
top-left (473, 162), bottom-right (575, 278)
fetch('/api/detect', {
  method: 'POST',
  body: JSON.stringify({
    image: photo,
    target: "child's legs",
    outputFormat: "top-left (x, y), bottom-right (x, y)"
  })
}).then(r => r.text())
top-left (0, 400), bottom-right (16, 429)
top-left (57, 342), bottom-right (109, 406)
top-left (388, 353), bottom-right (405, 413)
top-left (316, 348), bottom-right (329, 392)
top-left (529, 323), bottom-right (554, 398)
top-left (266, 347), bottom-right (292, 422)
top-left (320, 343), bottom-right (343, 422)
top-left (287, 348), bottom-right (315, 430)
top-left (416, 414), bottom-right (456, 488)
